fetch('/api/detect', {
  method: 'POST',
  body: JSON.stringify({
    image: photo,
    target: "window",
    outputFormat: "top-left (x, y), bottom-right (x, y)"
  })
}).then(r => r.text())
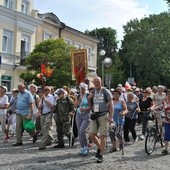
top-left (86, 47), bottom-right (92, 61)
top-left (2, 29), bottom-right (13, 54)
top-left (44, 33), bottom-right (52, 40)
top-left (4, 0), bottom-right (13, 9)
top-left (74, 43), bottom-right (81, 49)
top-left (21, 0), bottom-right (29, 14)
top-left (21, 34), bottom-right (31, 58)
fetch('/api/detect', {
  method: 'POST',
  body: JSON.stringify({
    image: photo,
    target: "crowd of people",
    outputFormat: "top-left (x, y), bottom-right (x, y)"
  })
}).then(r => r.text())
top-left (0, 78), bottom-right (170, 164)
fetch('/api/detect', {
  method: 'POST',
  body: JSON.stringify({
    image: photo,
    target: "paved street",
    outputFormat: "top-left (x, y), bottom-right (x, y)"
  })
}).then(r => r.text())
top-left (0, 123), bottom-right (170, 170)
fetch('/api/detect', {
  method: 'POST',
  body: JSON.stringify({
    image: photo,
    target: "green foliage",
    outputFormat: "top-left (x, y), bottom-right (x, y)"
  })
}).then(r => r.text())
top-left (165, 0), bottom-right (170, 6)
top-left (85, 27), bottom-right (124, 87)
top-left (20, 39), bottom-right (75, 87)
top-left (120, 12), bottom-right (170, 87)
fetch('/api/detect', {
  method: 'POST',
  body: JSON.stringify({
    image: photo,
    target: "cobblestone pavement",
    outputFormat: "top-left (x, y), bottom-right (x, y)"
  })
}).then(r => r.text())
top-left (0, 123), bottom-right (170, 170)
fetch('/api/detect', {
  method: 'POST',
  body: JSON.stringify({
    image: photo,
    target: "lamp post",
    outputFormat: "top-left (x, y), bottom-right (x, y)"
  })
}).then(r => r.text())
top-left (102, 57), bottom-right (112, 87)
top-left (99, 50), bottom-right (106, 85)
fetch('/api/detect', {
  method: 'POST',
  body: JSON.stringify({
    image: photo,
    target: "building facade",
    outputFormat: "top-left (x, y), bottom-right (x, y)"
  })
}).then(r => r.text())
top-left (0, 0), bottom-right (41, 90)
top-left (0, 0), bottom-right (98, 91)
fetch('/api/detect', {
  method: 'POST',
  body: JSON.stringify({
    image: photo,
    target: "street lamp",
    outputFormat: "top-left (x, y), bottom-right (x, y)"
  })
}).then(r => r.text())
top-left (99, 50), bottom-right (106, 85)
top-left (102, 57), bottom-right (112, 87)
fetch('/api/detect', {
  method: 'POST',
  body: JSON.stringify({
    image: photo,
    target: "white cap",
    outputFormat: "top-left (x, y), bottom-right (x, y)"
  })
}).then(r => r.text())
top-left (0, 85), bottom-right (8, 93)
top-left (118, 84), bottom-right (123, 88)
top-left (79, 82), bottom-right (88, 90)
top-left (54, 88), bottom-right (67, 95)
top-left (28, 84), bottom-right (38, 92)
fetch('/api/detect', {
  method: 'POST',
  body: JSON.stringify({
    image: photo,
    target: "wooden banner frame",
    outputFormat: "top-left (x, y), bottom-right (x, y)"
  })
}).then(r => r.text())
top-left (71, 49), bottom-right (88, 84)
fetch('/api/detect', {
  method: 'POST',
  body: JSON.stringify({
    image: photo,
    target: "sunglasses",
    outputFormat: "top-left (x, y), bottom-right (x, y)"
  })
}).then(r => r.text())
top-left (44, 89), bottom-right (50, 91)
top-left (113, 92), bottom-right (120, 95)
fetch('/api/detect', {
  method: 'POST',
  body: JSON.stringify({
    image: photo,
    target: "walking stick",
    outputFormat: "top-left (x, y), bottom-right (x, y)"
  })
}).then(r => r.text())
top-left (69, 114), bottom-right (74, 147)
top-left (117, 114), bottom-right (124, 155)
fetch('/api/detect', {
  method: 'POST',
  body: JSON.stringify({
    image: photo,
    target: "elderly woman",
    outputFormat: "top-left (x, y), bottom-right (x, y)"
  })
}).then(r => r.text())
top-left (124, 92), bottom-right (140, 144)
top-left (28, 84), bottom-right (40, 124)
top-left (75, 82), bottom-right (91, 156)
top-left (109, 89), bottom-right (127, 152)
top-left (0, 86), bottom-right (9, 142)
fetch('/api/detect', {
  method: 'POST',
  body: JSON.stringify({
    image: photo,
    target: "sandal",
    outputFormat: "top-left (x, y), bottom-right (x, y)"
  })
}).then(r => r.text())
top-left (109, 148), bottom-right (117, 153)
top-left (161, 150), bottom-right (168, 155)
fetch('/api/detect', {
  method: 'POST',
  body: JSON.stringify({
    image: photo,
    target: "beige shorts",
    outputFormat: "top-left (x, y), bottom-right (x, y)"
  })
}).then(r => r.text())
top-left (89, 113), bottom-right (108, 136)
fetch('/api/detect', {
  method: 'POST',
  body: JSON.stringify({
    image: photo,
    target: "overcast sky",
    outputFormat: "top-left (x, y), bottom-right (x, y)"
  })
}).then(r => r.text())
top-left (34, 0), bottom-right (169, 42)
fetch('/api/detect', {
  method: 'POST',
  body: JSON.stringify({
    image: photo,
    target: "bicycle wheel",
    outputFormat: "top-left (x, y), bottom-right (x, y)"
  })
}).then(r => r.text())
top-left (145, 127), bottom-right (156, 155)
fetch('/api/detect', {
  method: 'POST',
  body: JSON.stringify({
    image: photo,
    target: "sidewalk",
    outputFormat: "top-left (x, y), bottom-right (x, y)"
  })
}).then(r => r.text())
top-left (0, 123), bottom-right (170, 170)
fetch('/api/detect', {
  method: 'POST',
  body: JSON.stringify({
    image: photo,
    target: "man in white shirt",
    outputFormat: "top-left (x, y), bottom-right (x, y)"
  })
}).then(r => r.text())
top-left (38, 86), bottom-right (55, 150)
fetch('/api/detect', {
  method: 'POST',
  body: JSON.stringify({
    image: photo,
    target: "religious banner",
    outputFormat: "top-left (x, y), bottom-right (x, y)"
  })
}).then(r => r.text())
top-left (71, 49), bottom-right (88, 85)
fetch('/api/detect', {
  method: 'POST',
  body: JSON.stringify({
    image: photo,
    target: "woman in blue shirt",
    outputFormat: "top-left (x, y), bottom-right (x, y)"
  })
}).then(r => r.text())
top-left (109, 89), bottom-right (127, 152)
top-left (75, 83), bottom-right (91, 156)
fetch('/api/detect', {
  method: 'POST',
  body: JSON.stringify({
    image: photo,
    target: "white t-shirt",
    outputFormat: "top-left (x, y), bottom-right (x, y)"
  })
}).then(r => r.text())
top-left (0, 95), bottom-right (8, 115)
top-left (42, 94), bottom-right (55, 114)
top-left (32, 94), bottom-right (39, 115)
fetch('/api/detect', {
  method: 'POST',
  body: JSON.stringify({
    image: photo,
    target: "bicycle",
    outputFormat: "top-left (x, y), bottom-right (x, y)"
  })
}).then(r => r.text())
top-left (145, 109), bottom-right (165, 155)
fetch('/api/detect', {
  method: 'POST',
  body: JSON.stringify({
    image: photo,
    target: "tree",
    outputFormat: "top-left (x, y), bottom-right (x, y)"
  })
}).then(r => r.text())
top-left (165, 0), bottom-right (170, 5)
top-left (20, 38), bottom-right (75, 87)
top-left (120, 12), bottom-right (170, 87)
top-left (85, 27), bottom-right (125, 87)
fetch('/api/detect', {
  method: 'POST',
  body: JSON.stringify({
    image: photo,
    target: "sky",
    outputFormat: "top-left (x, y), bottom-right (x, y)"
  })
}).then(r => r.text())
top-left (33, 0), bottom-right (169, 42)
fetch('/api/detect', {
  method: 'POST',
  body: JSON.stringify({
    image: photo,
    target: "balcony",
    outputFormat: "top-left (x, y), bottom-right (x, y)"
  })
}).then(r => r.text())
top-left (15, 52), bottom-right (30, 65)
top-left (0, 52), bottom-right (29, 70)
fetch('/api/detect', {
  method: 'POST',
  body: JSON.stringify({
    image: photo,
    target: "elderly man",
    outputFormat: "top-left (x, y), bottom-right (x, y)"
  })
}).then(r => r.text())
top-left (38, 86), bottom-right (55, 150)
top-left (13, 83), bottom-right (38, 146)
top-left (53, 88), bottom-right (75, 148)
top-left (88, 77), bottom-right (114, 163)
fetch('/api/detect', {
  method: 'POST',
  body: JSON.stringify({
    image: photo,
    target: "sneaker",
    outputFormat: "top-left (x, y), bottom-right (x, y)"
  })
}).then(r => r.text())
top-left (135, 136), bottom-right (139, 142)
top-left (95, 149), bottom-right (101, 158)
top-left (162, 150), bottom-right (168, 155)
top-left (38, 146), bottom-right (46, 150)
top-left (54, 144), bottom-right (65, 148)
top-left (96, 155), bottom-right (103, 163)
top-left (140, 134), bottom-right (145, 140)
top-left (82, 148), bottom-right (89, 156)
top-left (13, 142), bottom-right (23, 146)
top-left (78, 148), bottom-right (85, 155)
top-left (29, 137), bottom-right (33, 141)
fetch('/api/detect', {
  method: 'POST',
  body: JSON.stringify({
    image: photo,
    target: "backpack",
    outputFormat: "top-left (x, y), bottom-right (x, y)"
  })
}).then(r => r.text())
top-left (92, 87), bottom-right (109, 103)
top-left (34, 94), bottom-right (39, 108)
top-left (66, 96), bottom-right (72, 112)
